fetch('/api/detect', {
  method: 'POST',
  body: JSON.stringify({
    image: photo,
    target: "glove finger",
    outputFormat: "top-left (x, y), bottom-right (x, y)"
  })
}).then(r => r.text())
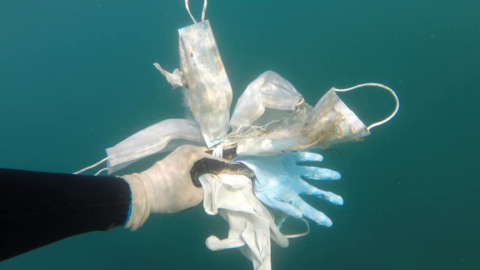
top-left (272, 200), bottom-right (303, 219)
top-left (299, 166), bottom-right (341, 180)
top-left (258, 193), bottom-right (303, 219)
top-left (288, 152), bottom-right (323, 163)
top-left (298, 180), bottom-right (344, 205)
top-left (292, 197), bottom-right (333, 227)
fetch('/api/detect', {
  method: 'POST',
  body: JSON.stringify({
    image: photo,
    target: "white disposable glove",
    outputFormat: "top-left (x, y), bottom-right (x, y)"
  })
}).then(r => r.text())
top-left (122, 144), bottom-right (253, 231)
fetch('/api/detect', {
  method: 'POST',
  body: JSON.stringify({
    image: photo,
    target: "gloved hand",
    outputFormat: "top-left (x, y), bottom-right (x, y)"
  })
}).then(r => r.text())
top-left (122, 144), bottom-right (253, 231)
top-left (235, 152), bottom-right (343, 227)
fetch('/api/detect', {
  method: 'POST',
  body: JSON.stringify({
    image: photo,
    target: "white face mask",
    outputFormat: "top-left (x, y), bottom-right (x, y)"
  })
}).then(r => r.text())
top-left (105, 119), bottom-right (204, 174)
top-left (74, 0), bottom-right (233, 175)
top-left (154, 0), bottom-right (232, 148)
top-left (73, 119), bottom-right (204, 176)
top-left (235, 83), bottom-right (400, 156)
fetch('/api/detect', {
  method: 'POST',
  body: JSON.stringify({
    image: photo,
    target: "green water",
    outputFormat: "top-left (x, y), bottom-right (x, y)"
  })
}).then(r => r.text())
top-left (1, 0), bottom-right (479, 269)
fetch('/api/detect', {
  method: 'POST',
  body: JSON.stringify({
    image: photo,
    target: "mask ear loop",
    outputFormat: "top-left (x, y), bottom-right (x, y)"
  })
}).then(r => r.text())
top-left (73, 157), bottom-right (109, 175)
top-left (284, 218), bottom-right (310, 239)
top-left (333, 83), bottom-right (400, 131)
top-left (185, 0), bottom-right (208, 24)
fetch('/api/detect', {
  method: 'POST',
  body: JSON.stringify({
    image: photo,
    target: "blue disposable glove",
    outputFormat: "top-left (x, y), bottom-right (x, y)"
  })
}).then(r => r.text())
top-left (235, 152), bottom-right (343, 227)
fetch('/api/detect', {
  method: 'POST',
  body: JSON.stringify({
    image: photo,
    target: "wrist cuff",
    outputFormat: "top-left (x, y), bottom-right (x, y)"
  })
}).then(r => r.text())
top-left (122, 173), bottom-right (151, 231)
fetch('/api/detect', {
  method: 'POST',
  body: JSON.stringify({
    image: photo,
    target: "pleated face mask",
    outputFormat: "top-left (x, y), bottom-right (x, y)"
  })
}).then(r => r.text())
top-left (235, 83), bottom-right (400, 156)
top-left (73, 0), bottom-right (234, 175)
top-left (154, 0), bottom-right (232, 148)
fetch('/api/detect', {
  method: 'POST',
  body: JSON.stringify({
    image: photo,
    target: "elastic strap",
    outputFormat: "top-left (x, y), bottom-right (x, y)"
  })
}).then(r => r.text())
top-left (284, 218), bottom-right (310, 239)
top-left (185, 0), bottom-right (208, 24)
top-left (334, 83), bottom-right (400, 131)
top-left (73, 157), bottom-right (109, 175)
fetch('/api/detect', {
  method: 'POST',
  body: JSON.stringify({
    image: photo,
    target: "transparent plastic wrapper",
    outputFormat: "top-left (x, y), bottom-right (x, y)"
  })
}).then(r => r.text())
top-left (155, 18), bottom-right (232, 147)
top-left (105, 119), bottom-right (203, 174)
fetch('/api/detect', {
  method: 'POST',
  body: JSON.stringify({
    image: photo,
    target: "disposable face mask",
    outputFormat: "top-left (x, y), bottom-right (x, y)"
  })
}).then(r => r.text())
top-left (199, 174), bottom-right (291, 270)
top-left (74, 119), bottom-right (204, 175)
top-left (154, 0), bottom-right (232, 148)
top-left (76, 1), bottom-right (234, 175)
top-left (235, 83), bottom-right (400, 156)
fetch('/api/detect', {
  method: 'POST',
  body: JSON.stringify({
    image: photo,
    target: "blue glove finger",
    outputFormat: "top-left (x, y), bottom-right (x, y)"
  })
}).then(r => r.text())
top-left (299, 166), bottom-right (341, 180)
top-left (287, 152), bottom-right (323, 163)
top-left (291, 197), bottom-right (333, 227)
top-left (298, 180), bottom-right (344, 205)
top-left (256, 191), bottom-right (303, 219)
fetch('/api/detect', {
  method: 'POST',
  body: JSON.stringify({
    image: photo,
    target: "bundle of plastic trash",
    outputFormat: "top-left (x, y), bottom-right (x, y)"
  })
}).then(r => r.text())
top-left (76, 1), bottom-right (399, 269)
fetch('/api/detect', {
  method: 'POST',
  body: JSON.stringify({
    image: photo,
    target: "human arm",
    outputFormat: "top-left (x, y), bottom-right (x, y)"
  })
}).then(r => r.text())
top-left (0, 168), bottom-right (130, 261)
top-left (0, 145), bottom-right (252, 261)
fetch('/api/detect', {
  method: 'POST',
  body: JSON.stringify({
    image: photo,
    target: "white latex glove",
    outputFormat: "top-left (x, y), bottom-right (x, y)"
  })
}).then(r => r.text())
top-left (122, 144), bottom-right (254, 231)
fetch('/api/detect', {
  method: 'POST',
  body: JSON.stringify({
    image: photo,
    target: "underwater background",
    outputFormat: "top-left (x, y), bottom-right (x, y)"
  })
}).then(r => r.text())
top-left (1, 0), bottom-right (479, 269)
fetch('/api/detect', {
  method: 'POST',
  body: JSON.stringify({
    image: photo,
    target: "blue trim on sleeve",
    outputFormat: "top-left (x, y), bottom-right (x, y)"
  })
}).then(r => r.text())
top-left (122, 178), bottom-right (133, 226)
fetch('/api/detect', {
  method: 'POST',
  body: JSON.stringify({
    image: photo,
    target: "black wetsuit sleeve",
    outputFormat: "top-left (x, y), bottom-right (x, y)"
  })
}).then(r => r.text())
top-left (0, 168), bottom-right (131, 261)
